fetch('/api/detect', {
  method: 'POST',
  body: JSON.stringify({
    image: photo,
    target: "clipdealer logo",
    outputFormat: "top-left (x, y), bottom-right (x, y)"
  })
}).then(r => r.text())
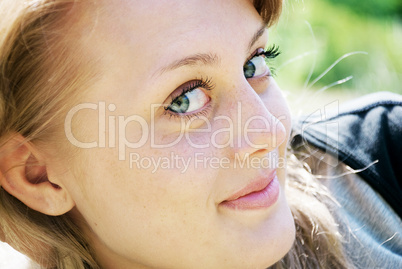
top-left (64, 101), bottom-right (288, 161)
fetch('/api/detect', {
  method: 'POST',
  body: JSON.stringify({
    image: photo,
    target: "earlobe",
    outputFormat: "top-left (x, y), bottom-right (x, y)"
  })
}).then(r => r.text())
top-left (0, 135), bottom-right (75, 216)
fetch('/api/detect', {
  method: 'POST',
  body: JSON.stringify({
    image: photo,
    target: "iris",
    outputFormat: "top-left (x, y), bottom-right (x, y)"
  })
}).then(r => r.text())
top-left (243, 60), bottom-right (256, 79)
top-left (169, 95), bottom-right (190, 113)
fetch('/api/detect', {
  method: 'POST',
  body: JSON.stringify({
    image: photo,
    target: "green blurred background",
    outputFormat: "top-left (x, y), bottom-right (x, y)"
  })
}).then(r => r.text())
top-left (269, 0), bottom-right (402, 114)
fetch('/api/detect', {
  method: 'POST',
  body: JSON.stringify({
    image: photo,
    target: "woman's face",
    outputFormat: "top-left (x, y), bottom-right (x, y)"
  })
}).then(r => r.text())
top-left (56, 0), bottom-right (295, 268)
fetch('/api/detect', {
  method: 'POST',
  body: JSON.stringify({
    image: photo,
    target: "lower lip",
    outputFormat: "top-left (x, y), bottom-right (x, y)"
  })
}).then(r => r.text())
top-left (220, 175), bottom-right (280, 210)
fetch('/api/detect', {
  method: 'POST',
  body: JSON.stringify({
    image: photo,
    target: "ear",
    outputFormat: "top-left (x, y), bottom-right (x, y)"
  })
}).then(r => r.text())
top-left (0, 134), bottom-right (75, 216)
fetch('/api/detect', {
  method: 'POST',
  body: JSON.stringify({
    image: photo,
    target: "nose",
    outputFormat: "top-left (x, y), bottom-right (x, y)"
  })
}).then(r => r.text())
top-left (221, 83), bottom-right (287, 160)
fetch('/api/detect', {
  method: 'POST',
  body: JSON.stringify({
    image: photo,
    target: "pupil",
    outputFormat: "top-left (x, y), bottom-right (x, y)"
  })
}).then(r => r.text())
top-left (243, 60), bottom-right (256, 78)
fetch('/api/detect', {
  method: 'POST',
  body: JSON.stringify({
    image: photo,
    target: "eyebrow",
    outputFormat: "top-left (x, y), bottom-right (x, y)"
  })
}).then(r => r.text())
top-left (155, 53), bottom-right (220, 77)
top-left (248, 23), bottom-right (267, 51)
top-left (153, 23), bottom-right (267, 78)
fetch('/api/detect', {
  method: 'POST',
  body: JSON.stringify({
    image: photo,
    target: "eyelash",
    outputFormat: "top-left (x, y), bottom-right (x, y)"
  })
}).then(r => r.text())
top-left (163, 45), bottom-right (280, 120)
top-left (249, 44), bottom-right (280, 76)
top-left (262, 44), bottom-right (281, 59)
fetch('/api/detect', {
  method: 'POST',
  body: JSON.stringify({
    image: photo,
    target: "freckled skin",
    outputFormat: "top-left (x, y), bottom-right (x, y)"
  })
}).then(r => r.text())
top-left (50, 0), bottom-right (295, 268)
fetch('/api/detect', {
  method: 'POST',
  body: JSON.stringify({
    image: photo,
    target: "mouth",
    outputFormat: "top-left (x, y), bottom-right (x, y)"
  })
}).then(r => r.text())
top-left (219, 170), bottom-right (280, 210)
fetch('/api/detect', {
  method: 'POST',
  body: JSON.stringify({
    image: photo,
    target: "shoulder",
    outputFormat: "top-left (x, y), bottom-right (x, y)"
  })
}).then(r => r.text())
top-left (293, 91), bottom-right (402, 217)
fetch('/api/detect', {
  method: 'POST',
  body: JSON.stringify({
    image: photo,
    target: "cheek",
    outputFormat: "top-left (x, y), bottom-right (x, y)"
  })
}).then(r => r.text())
top-left (69, 143), bottom-right (217, 224)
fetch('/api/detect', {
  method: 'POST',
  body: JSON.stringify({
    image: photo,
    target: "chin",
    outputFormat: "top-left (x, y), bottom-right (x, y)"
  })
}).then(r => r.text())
top-left (228, 194), bottom-right (296, 269)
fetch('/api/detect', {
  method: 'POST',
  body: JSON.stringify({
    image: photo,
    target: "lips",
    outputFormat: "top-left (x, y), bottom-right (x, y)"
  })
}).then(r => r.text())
top-left (220, 170), bottom-right (280, 210)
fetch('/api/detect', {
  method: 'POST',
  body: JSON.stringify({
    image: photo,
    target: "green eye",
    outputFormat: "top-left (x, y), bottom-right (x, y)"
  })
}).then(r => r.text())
top-left (244, 46), bottom-right (280, 79)
top-left (167, 88), bottom-right (209, 114)
top-left (243, 56), bottom-right (268, 79)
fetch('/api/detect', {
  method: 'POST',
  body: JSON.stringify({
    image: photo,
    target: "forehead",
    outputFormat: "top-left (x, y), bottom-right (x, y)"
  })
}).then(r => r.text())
top-left (82, 1), bottom-right (262, 57)
top-left (95, 0), bottom-right (259, 39)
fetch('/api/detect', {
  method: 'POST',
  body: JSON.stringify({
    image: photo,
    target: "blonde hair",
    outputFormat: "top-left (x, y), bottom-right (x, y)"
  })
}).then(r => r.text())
top-left (272, 153), bottom-right (352, 268)
top-left (0, 0), bottom-right (351, 268)
top-left (0, 0), bottom-right (98, 268)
